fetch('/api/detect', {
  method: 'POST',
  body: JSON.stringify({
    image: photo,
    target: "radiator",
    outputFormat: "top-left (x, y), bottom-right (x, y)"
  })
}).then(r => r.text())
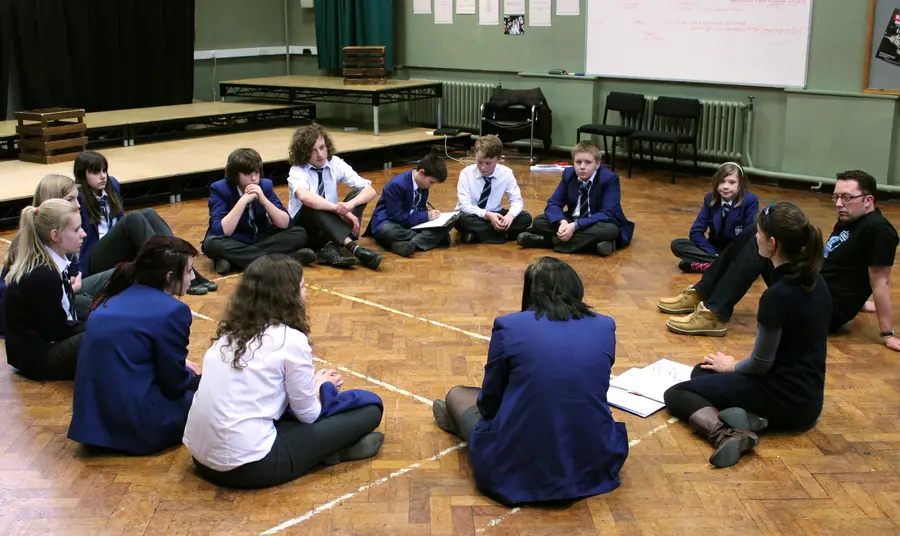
top-left (621, 97), bottom-right (747, 162)
top-left (406, 79), bottom-right (497, 132)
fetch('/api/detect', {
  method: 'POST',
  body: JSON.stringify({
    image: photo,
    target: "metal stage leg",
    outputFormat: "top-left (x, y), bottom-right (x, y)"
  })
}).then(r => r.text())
top-left (437, 97), bottom-right (443, 129)
top-left (373, 105), bottom-right (380, 136)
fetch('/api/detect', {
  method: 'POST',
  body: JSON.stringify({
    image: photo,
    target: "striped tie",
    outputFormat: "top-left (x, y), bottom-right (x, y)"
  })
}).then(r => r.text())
top-left (576, 183), bottom-right (591, 220)
top-left (413, 190), bottom-right (423, 211)
top-left (314, 167), bottom-right (325, 198)
top-left (477, 176), bottom-right (493, 209)
top-left (61, 268), bottom-right (77, 321)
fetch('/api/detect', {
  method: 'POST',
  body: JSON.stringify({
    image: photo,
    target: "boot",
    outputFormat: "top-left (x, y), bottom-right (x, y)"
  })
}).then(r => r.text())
top-left (432, 399), bottom-right (460, 436)
top-left (718, 407), bottom-right (769, 432)
top-left (353, 246), bottom-right (383, 271)
top-left (666, 302), bottom-right (727, 337)
top-left (688, 406), bottom-right (759, 468)
top-left (317, 242), bottom-right (358, 266)
top-left (657, 286), bottom-right (702, 314)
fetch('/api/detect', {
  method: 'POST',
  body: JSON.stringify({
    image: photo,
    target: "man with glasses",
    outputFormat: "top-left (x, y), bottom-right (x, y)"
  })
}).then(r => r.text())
top-left (656, 170), bottom-right (900, 351)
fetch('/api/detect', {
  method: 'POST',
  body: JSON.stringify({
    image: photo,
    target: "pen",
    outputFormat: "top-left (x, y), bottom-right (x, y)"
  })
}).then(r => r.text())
top-left (427, 201), bottom-right (436, 210)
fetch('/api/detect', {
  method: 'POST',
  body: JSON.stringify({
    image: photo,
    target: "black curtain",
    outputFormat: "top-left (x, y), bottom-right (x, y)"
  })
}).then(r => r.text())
top-left (0, 0), bottom-right (12, 117)
top-left (10, 0), bottom-right (194, 112)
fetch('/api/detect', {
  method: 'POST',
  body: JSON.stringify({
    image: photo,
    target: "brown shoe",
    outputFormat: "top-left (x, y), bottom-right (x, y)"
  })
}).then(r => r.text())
top-left (666, 303), bottom-right (727, 337)
top-left (688, 406), bottom-right (759, 468)
top-left (657, 287), bottom-right (702, 314)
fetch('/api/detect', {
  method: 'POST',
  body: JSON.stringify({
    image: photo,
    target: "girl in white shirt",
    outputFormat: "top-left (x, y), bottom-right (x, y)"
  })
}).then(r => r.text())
top-left (183, 254), bottom-right (383, 489)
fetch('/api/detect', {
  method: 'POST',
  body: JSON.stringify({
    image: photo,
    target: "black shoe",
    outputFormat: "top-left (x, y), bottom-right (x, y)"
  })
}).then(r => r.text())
top-left (390, 241), bottom-right (415, 257)
top-left (718, 407), bottom-right (769, 433)
top-left (517, 232), bottom-right (546, 248)
top-left (317, 242), bottom-right (359, 266)
top-left (187, 281), bottom-right (208, 295)
top-left (213, 258), bottom-right (231, 276)
top-left (192, 268), bottom-right (217, 292)
top-left (323, 432), bottom-right (385, 465)
top-left (432, 400), bottom-right (459, 436)
top-left (293, 248), bottom-right (317, 266)
top-left (596, 241), bottom-right (615, 257)
top-left (459, 232), bottom-right (476, 244)
top-left (354, 246), bottom-right (383, 270)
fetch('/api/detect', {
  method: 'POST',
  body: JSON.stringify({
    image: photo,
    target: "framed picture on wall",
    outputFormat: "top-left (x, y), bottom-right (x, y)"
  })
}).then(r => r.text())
top-left (864, 0), bottom-right (900, 94)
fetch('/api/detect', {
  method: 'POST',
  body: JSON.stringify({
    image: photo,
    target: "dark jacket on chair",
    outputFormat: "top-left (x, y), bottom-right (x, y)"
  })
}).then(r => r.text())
top-left (484, 88), bottom-right (553, 149)
top-left (545, 166), bottom-right (635, 247)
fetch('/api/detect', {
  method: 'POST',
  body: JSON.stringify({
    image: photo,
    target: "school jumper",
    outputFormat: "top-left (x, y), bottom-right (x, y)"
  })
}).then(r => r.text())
top-left (78, 177), bottom-right (172, 277)
top-left (202, 178), bottom-right (308, 271)
top-left (665, 265), bottom-right (832, 430)
top-left (68, 284), bottom-right (196, 455)
top-left (454, 163), bottom-right (532, 243)
top-left (671, 192), bottom-right (759, 265)
top-left (184, 324), bottom-right (383, 489)
top-left (3, 252), bottom-right (84, 381)
top-left (527, 166), bottom-right (635, 254)
top-left (461, 311), bottom-right (629, 505)
top-left (364, 170), bottom-right (451, 252)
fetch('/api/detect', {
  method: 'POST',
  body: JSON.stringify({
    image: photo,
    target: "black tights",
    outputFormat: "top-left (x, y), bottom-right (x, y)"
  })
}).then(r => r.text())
top-left (663, 366), bottom-right (716, 420)
top-left (444, 386), bottom-right (482, 442)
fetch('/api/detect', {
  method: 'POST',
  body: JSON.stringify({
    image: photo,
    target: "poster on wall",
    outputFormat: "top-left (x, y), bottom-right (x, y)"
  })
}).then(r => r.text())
top-left (504, 15), bottom-right (524, 34)
top-left (876, 8), bottom-right (900, 66)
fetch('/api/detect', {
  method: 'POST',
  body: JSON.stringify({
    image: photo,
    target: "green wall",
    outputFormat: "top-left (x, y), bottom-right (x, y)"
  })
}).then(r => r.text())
top-left (194, 0), bottom-right (900, 187)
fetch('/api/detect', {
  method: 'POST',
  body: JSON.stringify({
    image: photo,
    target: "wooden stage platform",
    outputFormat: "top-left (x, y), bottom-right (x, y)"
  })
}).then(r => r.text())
top-left (220, 75), bottom-right (443, 135)
top-left (0, 125), bottom-right (470, 223)
top-left (0, 102), bottom-right (315, 157)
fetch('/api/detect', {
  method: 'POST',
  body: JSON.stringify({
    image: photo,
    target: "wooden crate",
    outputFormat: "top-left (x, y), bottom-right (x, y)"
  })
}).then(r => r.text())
top-left (15, 108), bottom-right (87, 164)
top-left (343, 46), bottom-right (386, 85)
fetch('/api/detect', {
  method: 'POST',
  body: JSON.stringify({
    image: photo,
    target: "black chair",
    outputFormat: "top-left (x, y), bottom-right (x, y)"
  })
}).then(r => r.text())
top-left (577, 92), bottom-right (645, 176)
top-left (629, 96), bottom-right (702, 183)
top-left (480, 88), bottom-right (552, 165)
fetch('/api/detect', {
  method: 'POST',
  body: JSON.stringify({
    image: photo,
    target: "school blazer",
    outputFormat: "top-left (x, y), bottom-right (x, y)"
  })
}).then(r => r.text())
top-left (78, 177), bottom-right (125, 278)
top-left (204, 178), bottom-right (287, 244)
top-left (544, 166), bottom-right (636, 247)
top-left (3, 264), bottom-right (84, 379)
top-left (364, 170), bottom-right (430, 237)
top-left (689, 192), bottom-right (759, 255)
top-left (68, 284), bottom-right (195, 455)
top-left (468, 311), bottom-right (629, 505)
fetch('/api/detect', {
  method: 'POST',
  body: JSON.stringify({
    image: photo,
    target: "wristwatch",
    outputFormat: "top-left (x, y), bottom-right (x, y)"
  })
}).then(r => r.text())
top-left (880, 329), bottom-right (895, 338)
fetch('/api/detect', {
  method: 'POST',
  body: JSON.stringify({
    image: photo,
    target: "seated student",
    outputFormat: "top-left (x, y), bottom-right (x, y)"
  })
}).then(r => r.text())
top-left (202, 148), bottom-right (315, 274)
top-left (74, 151), bottom-right (215, 295)
top-left (432, 257), bottom-right (628, 505)
top-left (658, 170), bottom-right (900, 351)
top-left (663, 202), bottom-right (830, 468)
top-left (364, 154), bottom-right (451, 257)
top-left (1, 174), bottom-right (115, 337)
top-left (517, 141), bottom-right (634, 257)
top-left (286, 124), bottom-right (383, 269)
top-left (454, 135), bottom-right (532, 244)
top-left (183, 254), bottom-right (384, 489)
top-left (3, 199), bottom-right (87, 381)
top-left (670, 162), bottom-right (758, 273)
top-left (68, 235), bottom-right (201, 455)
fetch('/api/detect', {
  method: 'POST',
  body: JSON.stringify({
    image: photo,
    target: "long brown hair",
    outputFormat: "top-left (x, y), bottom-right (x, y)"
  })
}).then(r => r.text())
top-left (215, 254), bottom-right (310, 369)
top-left (73, 151), bottom-right (123, 226)
top-left (288, 123), bottom-right (335, 166)
top-left (710, 162), bottom-right (749, 207)
top-left (4, 174), bottom-right (78, 271)
top-left (758, 202), bottom-right (824, 291)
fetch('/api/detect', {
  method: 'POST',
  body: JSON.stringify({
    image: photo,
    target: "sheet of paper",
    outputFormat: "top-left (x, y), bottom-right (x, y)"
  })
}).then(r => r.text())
top-left (413, 0), bottom-right (431, 15)
top-left (457, 0), bottom-right (476, 14)
top-left (529, 0), bottom-right (551, 26)
top-left (411, 211), bottom-right (460, 229)
top-left (609, 360), bottom-right (694, 404)
top-left (434, 0), bottom-right (453, 23)
top-left (480, 0), bottom-right (499, 25)
top-left (607, 386), bottom-right (665, 418)
top-left (556, 0), bottom-right (579, 16)
top-left (504, 0), bottom-right (525, 14)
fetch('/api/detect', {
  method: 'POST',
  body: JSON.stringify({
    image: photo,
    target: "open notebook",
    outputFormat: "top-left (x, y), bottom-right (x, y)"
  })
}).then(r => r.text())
top-left (411, 211), bottom-right (459, 229)
top-left (607, 359), bottom-right (694, 418)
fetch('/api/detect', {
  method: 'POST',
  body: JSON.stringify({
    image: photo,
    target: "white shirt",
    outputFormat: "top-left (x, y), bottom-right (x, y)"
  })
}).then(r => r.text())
top-left (95, 194), bottom-right (118, 240)
top-left (571, 173), bottom-right (596, 220)
top-left (44, 245), bottom-right (73, 321)
top-left (287, 156), bottom-right (372, 217)
top-left (455, 163), bottom-right (524, 219)
top-left (183, 325), bottom-right (322, 471)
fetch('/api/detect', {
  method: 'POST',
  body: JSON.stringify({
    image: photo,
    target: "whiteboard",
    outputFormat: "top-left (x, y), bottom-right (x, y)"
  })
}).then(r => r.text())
top-left (585, 0), bottom-right (814, 88)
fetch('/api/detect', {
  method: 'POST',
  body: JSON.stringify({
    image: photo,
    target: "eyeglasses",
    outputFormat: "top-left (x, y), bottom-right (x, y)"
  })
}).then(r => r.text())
top-left (831, 193), bottom-right (867, 204)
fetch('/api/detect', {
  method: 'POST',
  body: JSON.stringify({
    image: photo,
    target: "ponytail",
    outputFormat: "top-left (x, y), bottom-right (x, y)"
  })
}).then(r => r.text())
top-left (7, 200), bottom-right (76, 284)
top-left (757, 202), bottom-right (824, 292)
top-left (793, 223), bottom-right (824, 291)
top-left (90, 261), bottom-right (135, 311)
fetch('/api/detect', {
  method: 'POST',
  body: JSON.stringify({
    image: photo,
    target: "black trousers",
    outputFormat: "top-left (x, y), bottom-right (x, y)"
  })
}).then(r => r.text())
top-left (192, 405), bottom-right (382, 489)
top-left (670, 238), bottom-right (717, 264)
top-left (664, 365), bottom-right (820, 431)
top-left (455, 210), bottom-right (533, 244)
top-left (529, 214), bottom-right (620, 254)
top-left (293, 188), bottom-right (366, 251)
top-left (201, 227), bottom-right (309, 271)
top-left (88, 208), bottom-right (172, 275)
top-left (24, 332), bottom-right (85, 382)
top-left (376, 222), bottom-right (451, 252)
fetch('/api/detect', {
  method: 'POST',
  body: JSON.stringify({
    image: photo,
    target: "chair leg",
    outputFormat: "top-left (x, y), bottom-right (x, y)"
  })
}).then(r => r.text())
top-left (649, 142), bottom-right (655, 173)
top-left (601, 136), bottom-right (609, 166)
top-left (611, 136), bottom-right (617, 171)
top-left (693, 143), bottom-right (698, 177)
top-left (672, 143), bottom-right (678, 184)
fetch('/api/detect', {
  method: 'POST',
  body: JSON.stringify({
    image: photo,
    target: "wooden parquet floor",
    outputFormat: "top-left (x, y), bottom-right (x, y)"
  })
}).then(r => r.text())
top-left (1, 159), bottom-right (900, 535)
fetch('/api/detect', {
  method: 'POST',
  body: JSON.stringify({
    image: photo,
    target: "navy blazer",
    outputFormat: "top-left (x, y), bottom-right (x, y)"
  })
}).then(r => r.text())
top-left (365, 170), bottom-right (430, 237)
top-left (545, 166), bottom-right (635, 247)
top-left (689, 192), bottom-right (759, 255)
top-left (468, 311), bottom-right (629, 505)
top-left (204, 178), bottom-right (288, 244)
top-left (77, 176), bottom-right (125, 278)
top-left (68, 284), bottom-right (195, 455)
